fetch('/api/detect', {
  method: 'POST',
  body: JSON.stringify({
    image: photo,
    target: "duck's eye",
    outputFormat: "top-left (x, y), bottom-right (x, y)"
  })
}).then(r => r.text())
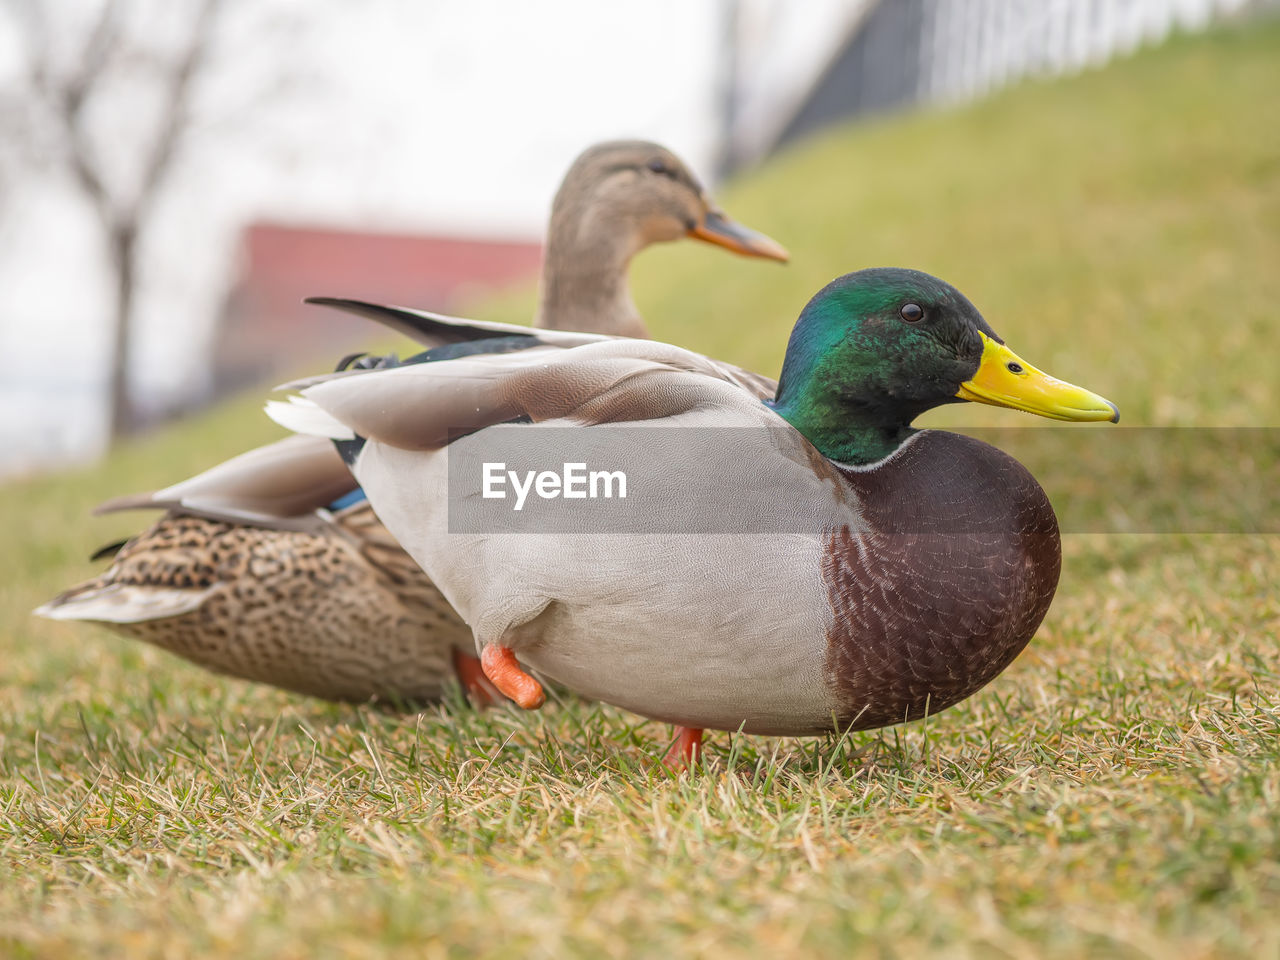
top-left (647, 158), bottom-right (674, 178)
top-left (1006, 361), bottom-right (1024, 374)
top-left (899, 302), bottom-right (924, 323)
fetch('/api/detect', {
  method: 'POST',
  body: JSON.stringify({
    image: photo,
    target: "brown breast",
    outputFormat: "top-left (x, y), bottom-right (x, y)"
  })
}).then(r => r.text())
top-left (822, 430), bottom-right (1060, 730)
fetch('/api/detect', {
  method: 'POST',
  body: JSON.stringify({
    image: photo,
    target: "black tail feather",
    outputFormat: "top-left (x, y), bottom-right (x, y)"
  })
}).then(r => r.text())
top-left (305, 297), bottom-right (530, 349)
top-left (89, 538), bottom-right (130, 562)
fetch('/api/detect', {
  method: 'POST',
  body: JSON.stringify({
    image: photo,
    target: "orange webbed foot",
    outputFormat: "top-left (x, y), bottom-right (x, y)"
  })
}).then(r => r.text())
top-left (664, 726), bottom-right (704, 770)
top-left (452, 649), bottom-right (504, 708)
top-left (479, 645), bottom-right (545, 710)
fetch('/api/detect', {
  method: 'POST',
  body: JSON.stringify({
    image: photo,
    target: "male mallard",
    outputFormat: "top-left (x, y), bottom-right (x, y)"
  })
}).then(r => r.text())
top-left (35, 140), bottom-right (787, 706)
top-left (266, 268), bottom-right (1117, 763)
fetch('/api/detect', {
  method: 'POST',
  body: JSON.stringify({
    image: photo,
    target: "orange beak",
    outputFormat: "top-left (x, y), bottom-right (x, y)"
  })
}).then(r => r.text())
top-left (688, 208), bottom-right (789, 263)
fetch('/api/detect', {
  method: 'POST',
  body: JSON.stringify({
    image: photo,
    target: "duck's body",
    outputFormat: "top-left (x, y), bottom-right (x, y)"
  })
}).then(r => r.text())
top-left (268, 269), bottom-right (1114, 749)
top-left (45, 504), bottom-right (470, 702)
top-left (517, 432), bottom-right (1057, 736)
top-left (37, 429), bottom-right (479, 703)
top-left (38, 141), bottom-right (786, 706)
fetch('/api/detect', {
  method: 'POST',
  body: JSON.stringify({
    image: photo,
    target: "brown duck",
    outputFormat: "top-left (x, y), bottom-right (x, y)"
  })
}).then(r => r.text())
top-left (35, 140), bottom-right (787, 706)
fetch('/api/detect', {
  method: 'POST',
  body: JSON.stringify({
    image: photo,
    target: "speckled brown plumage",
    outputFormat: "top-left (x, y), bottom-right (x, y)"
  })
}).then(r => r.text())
top-left (42, 505), bottom-right (471, 704)
top-left (822, 431), bottom-right (1060, 730)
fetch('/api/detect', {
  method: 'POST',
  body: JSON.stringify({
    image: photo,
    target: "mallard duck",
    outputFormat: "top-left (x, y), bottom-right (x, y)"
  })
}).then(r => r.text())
top-left (266, 267), bottom-right (1117, 763)
top-left (35, 140), bottom-right (787, 706)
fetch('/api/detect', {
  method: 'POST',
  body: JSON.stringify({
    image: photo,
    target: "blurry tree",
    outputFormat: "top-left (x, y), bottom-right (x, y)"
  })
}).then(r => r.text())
top-left (1, 0), bottom-right (224, 441)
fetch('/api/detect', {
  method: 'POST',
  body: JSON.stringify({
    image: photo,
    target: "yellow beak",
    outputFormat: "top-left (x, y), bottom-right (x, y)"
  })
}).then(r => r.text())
top-left (957, 331), bottom-right (1119, 423)
top-left (688, 208), bottom-right (789, 263)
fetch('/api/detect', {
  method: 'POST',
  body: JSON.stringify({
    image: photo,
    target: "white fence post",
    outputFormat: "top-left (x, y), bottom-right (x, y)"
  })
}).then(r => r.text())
top-left (909, 0), bottom-right (1248, 111)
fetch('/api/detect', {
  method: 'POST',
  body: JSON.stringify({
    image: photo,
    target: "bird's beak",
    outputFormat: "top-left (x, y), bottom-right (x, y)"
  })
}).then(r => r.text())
top-left (957, 331), bottom-right (1119, 423)
top-left (688, 206), bottom-right (789, 263)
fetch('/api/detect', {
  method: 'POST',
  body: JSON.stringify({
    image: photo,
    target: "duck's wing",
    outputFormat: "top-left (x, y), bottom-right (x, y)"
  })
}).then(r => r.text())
top-left (286, 298), bottom-right (789, 396)
top-left (94, 434), bottom-right (355, 531)
top-left (710, 360), bottom-right (778, 402)
top-left (84, 303), bottom-right (650, 532)
top-left (269, 337), bottom-right (766, 453)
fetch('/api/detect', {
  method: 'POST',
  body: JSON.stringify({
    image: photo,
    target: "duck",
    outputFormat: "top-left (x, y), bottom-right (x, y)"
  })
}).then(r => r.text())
top-left (35, 140), bottom-right (788, 706)
top-left (265, 267), bottom-right (1118, 764)
top-left (536, 140), bottom-right (786, 337)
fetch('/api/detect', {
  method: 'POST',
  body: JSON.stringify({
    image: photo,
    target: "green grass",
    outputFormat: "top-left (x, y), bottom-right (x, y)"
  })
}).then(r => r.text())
top-left (4, 21), bottom-right (1280, 959)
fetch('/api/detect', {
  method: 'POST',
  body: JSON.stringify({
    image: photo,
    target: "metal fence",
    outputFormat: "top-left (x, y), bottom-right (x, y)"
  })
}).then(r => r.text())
top-left (922, 0), bottom-right (1254, 103)
top-left (763, 0), bottom-right (1261, 162)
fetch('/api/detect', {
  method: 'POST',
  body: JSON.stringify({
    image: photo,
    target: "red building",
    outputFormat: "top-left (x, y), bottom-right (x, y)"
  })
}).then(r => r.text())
top-left (214, 222), bottom-right (542, 393)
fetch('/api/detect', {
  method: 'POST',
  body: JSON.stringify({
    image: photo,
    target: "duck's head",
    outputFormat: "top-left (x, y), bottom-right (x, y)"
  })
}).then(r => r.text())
top-left (771, 268), bottom-right (1118, 464)
top-left (551, 140), bottom-right (788, 263)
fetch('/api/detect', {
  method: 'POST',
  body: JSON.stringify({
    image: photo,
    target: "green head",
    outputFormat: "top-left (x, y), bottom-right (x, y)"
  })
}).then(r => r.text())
top-left (769, 268), bottom-right (1118, 464)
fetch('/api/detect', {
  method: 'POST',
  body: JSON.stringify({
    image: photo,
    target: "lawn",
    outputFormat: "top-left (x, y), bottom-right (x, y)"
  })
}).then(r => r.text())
top-left (3, 21), bottom-right (1280, 959)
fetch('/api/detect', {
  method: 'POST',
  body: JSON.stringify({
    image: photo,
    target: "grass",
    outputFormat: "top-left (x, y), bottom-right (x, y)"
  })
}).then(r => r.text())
top-left (4, 21), bottom-right (1280, 959)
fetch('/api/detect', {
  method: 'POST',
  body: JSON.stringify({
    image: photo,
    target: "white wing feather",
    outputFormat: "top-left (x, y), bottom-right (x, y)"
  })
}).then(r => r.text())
top-left (264, 397), bottom-right (355, 440)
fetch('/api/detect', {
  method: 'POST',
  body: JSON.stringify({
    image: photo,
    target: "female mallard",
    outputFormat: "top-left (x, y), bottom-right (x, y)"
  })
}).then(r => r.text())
top-left (35, 140), bottom-right (787, 706)
top-left (267, 267), bottom-right (1117, 762)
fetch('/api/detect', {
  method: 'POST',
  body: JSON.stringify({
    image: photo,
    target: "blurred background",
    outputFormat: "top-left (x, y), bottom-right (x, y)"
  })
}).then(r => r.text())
top-left (0, 0), bottom-right (1273, 477)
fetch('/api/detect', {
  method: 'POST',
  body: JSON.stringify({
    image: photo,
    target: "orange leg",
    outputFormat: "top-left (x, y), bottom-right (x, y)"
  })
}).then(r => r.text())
top-left (451, 649), bottom-right (503, 708)
top-left (479, 645), bottom-right (545, 710)
top-left (664, 726), bottom-right (704, 770)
